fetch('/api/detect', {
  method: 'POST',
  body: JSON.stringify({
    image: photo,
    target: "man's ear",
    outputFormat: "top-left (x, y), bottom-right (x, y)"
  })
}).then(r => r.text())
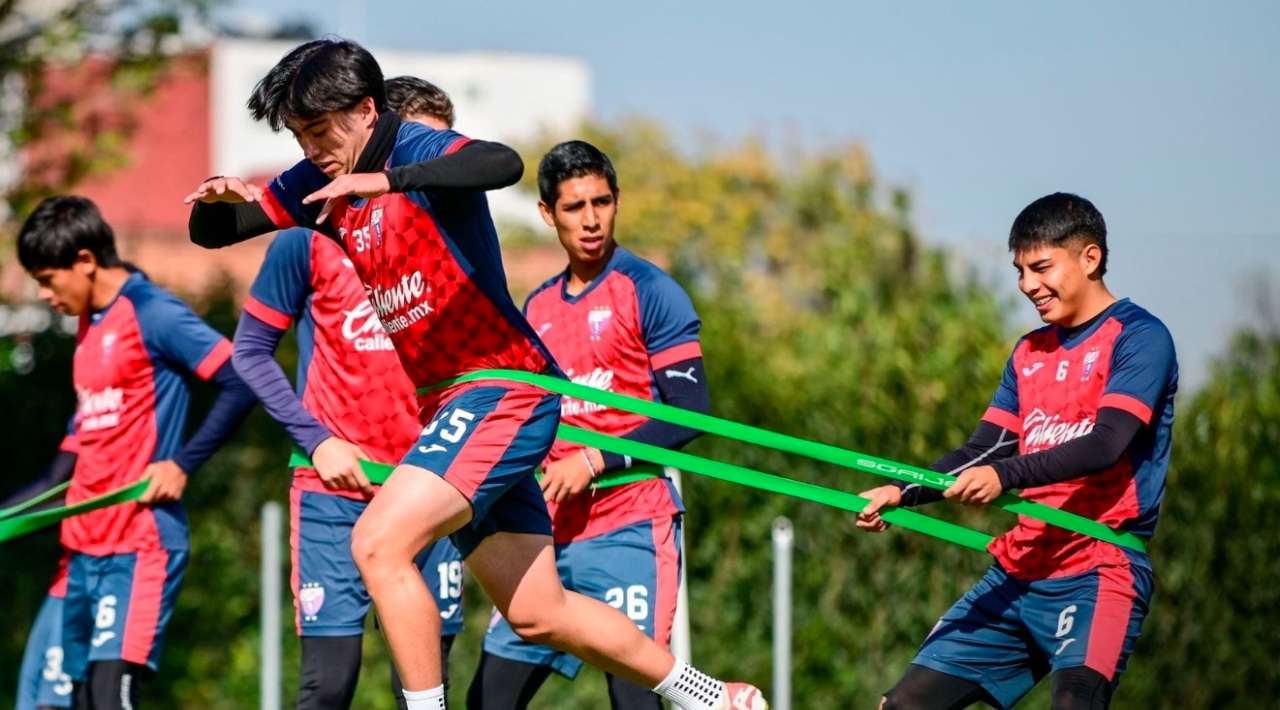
top-left (72, 248), bottom-right (98, 277)
top-left (538, 200), bottom-right (556, 228)
top-left (1080, 242), bottom-right (1104, 279)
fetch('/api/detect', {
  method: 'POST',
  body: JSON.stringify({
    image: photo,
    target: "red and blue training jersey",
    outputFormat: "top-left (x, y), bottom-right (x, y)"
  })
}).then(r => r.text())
top-left (243, 228), bottom-right (422, 498)
top-left (981, 299), bottom-right (1177, 579)
top-left (66, 273), bottom-right (232, 555)
top-left (258, 122), bottom-right (553, 408)
top-left (524, 247), bottom-right (694, 543)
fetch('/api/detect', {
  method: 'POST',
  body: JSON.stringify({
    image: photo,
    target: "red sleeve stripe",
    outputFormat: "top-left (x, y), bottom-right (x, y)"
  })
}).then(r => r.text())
top-left (445, 137), bottom-right (473, 155)
top-left (244, 296), bottom-right (294, 330)
top-left (194, 339), bottom-right (233, 381)
top-left (259, 187), bottom-right (296, 229)
top-left (650, 341), bottom-right (703, 371)
top-left (982, 406), bottom-right (1022, 434)
top-left (1100, 392), bottom-right (1154, 424)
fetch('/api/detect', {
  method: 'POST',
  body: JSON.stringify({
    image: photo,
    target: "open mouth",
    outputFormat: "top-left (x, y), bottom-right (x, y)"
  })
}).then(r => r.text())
top-left (1032, 294), bottom-right (1056, 313)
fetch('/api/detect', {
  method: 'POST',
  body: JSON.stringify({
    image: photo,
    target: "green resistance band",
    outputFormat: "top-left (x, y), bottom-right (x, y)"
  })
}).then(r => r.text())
top-left (289, 436), bottom-right (992, 551)
top-left (0, 479), bottom-right (149, 544)
top-left (288, 451), bottom-right (661, 492)
top-left (429, 369), bottom-right (1147, 554)
top-left (0, 481), bottom-right (70, 519)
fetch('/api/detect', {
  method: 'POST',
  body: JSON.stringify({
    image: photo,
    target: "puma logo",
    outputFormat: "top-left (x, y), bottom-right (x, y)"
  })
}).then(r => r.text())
top-left (664, 367), bottom-right (698, 384)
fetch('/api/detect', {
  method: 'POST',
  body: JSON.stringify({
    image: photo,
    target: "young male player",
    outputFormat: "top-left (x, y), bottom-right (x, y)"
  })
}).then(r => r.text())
top-left (17, 196), bottom-right (257, 709)
top-left (230, 77), bottom-right (465, 709)
top-left (856, 193), bottom-right (1177, 709)
top-left (186, 37), bottom-right (765, 710)
top-left (468, 141), bottom-right (705, 709)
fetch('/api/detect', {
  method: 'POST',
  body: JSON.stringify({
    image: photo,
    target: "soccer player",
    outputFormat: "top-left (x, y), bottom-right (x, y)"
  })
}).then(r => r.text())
top-left (16, 196), bottom-right (257, 709)
top-left (468, 141), bottom-right (705, 709)
top-left (185, 38), bottom-right (765, 710)
top-left (855, 193), bottom-right (1177, 709)
top-left (230, 77), bottom-right (465, 709)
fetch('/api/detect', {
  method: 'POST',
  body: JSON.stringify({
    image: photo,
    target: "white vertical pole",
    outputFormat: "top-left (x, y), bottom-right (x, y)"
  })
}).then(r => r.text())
top-left (261, 502), bottom-right (283, 710)
top-left (772, 517), bottom-right (793, 710)
top-left (666, 466), bottom-right (693, 663)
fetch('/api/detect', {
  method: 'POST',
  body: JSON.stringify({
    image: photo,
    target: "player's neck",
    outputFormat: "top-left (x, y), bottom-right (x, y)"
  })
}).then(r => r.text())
top-left (1061, 282), bottom-right (1116, 328)
top-left (90, 267), bottom-right (131, 311)
top-left (565, 246), bottom-right (615, 296)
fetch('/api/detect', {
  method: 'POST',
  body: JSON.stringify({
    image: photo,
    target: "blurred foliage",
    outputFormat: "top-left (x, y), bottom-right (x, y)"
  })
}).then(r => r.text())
top-left (1, 0), bottom-right (207, 221)
top-left (0, 119), bottom-right (1276, 709)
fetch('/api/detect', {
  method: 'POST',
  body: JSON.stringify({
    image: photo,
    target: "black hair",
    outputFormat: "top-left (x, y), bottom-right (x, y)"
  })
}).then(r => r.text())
top-left (537, 140), bottom-right (619, 206)
top-left (17, 196), bottom-right (122, 272)
top-left (248, 37), bottom-right (385, 132)
top-left (385, 76), bottom-right (455, 128)
top-left (1008, 192), bottom-right (1108, 276)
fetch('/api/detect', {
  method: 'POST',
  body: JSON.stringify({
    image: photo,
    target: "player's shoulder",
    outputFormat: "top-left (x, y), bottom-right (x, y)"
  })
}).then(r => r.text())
top-left (391, 121), bottom-right (465, 168)
top-left (610, 246), bottom-right (684, 294)
top-left (1014, 324), bottom-right (1054, 354)
top-left (1109, 299), bottom-right (1175, 352)
top-left (122, 273), bottom-right (202, 333)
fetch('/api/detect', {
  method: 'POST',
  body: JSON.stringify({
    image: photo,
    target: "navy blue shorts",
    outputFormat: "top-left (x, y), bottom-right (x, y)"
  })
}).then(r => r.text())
top-left (62, 548), bottom-right (188, 677)
top-left (291, 489), bottom-right (464, 636)
top-left (912, 562), bottom-right (1153, 709)
top-left (483, 517), bottom-right (682, 678)
top-left (16, 593), bottom-right (73, 709)
top-left (401, 383), bottom-right (559, 557)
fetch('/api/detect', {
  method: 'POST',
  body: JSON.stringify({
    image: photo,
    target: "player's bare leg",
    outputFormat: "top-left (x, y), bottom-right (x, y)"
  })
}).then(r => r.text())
top-left (466, 531), bottom-right (674, 683)
top-left (351, 465), bottom-right (471, 692)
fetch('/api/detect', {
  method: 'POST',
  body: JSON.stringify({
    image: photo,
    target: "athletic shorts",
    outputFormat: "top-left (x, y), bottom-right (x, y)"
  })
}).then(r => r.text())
top-left (16, 593), bottom-right (73, 709)
top-left (483, 516), bottom-right (682, 679)
top-left (290, 488), bottom-right (464, 636)
top-left (400, 383), bottom-right (559, 558)
top-left (62, 548), bottom-right (188, 678)
top-left (912, 561), bottom-right (1153, 709)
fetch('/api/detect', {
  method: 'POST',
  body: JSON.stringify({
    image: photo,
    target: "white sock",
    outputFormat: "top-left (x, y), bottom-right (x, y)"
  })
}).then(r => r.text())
top-left (402, 685), bottom-right (446, 710)
top-left (654, 661), bottom-right (726, 710)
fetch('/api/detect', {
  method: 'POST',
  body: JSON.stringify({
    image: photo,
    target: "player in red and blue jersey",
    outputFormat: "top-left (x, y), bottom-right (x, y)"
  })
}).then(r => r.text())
top-left (17, 196), bottom-right (257, 709)
top-left (856, 193), bottom-right (1177, 709)
top-left (230, 77), bottom-right (466, 710)
top-left (186, 38), bottom-right (765, 710)
top-left (470, 141), bottom-right (705, 710)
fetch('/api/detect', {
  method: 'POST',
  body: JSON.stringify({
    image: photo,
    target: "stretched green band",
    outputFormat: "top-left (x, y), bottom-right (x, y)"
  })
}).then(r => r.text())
top-left (0, 479), bottom-right (149, 543)
top-left (0, 481), bottom-right (70, 519)
top-left (426, 369), bottom-right (1148, 554)
top-left (288, 451), bottom-right (660, 492)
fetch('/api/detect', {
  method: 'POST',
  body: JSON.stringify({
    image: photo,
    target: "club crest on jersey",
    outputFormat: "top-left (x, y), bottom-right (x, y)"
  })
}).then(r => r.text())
top-left (1081, 348), bottom-right (1101, 381)
top-left (100, 332), bottom-right (117, 360)
top-left (299, 582), bottom-right (325, 621)
top-left (371, 206), bottom-right (384, 246)
top-left (588, 306), bottom-right (612, 341)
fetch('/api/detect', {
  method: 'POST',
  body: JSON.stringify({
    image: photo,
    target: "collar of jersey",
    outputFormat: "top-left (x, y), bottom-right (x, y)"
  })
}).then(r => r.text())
top-left (1054, 297), bottom-right (1128, 350)
top-left (89, 271), bottom-right (141, 322)
top-left (559, 245), bottom-right (626, 304)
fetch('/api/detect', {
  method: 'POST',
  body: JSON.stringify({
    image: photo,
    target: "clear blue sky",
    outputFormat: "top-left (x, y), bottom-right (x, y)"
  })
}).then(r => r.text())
top-left (227, 1), bottom-right (1280, 389)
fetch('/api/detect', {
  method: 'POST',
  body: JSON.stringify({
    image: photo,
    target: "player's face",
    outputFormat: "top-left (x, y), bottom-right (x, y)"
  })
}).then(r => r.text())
top-left (286, 97), bottom-right (378, 177)
top-left (29, 258), bottom-right (94, 316)
top-left (1013, 243), bottom-right (1101, 325)
top-left (402, 112), bottom-right (450, 131)
top-left (540, 175), bottom-right (618, 265)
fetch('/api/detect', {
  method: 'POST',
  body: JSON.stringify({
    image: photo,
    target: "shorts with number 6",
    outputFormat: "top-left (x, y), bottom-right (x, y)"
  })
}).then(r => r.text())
top-left (910, 560), bottom-right (1153, 709)
top-left (401, 382), bottom-right (560, 558)
top-left (482, 516), bottom-right (682, 678)
top-left (61, 548), bottom-right (188, 679)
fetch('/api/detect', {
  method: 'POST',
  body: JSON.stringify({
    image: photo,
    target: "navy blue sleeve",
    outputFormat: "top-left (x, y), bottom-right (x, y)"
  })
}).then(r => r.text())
top-left (243, 229), bottom-right (313, 329)
top-left (600, 356), bottom-right (710, 473)
top-left (1100, 317), bottom-right (1178, 425)
top-left (980, 351), bottom-right (1022, 434)
top-left (172, 360), bottom-right (258, 475)
top-left (232, 313), bottom-right (333, 455)
top-left (262, 159), bottom-right (331, 234)
top-left (992, 408), bottom-right (1144, 490)
top-left (637, 271), bottom-right (702, 369)
top-left (894, 420), bottom-right (1020, 507)
top-left (143, 293), bottom-right (234, 382)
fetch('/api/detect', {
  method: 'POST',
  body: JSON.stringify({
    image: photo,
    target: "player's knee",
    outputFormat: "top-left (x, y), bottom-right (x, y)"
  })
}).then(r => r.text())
top-left (1050, 667), bottom-right (1112, 710)
top-left (503, 604), bottom-right (563, 646)
top-left (350, 519), bottom-right (395, 577)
